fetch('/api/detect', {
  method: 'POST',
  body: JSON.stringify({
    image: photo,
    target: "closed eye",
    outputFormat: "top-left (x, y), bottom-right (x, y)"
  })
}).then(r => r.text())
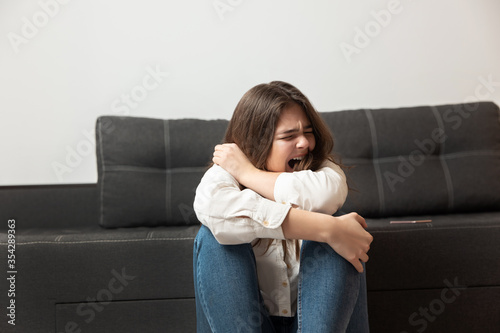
top-left (277, 125), bottom-right (314, 140)
top-left (279, 131), bottom-right (314, 140)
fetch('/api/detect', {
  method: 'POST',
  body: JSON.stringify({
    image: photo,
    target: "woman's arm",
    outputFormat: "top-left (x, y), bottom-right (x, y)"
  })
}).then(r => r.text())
top-left (213, 143), bottom-right (280, 201)
top-left (273, 160), bottom-right (347, 214)
top-left (282, 209), bottom-right (372, 273)
top-left (213, 143), bottom-right (348, 214)
top-left (195, 164), bottom-right (372, 273)
top-left (193, 165), bottom-right (290, 244)
top-left (210, 143), bottom-right (372, 273)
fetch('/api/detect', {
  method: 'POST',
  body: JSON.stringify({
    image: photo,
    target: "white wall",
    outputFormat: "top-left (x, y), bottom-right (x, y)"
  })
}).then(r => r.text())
top-left (1, 0), bottom-right (500, 185)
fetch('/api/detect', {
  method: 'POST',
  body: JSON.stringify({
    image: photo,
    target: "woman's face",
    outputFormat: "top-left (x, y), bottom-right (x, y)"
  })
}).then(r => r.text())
top-left (266, 103), bottom-right (316, 172)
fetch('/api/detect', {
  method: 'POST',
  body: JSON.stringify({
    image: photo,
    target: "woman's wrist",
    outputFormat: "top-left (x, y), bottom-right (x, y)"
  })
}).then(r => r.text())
top-left (315, 214), bottom-right (337, 244)
top-left (237, 165), bottom-right (259, 186)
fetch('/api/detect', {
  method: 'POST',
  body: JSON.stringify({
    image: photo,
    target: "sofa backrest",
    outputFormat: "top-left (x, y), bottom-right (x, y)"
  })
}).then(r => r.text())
top-left (96, 101), bottom-right (500, 227)
top-left (326, 101), bottom-right (500, 217)
top-left (96, 116), bottom-right (227, 228)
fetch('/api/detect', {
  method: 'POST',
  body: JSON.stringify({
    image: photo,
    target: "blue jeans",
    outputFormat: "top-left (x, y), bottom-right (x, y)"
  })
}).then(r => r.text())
top-left (193, 225), bottom-right (369, 332)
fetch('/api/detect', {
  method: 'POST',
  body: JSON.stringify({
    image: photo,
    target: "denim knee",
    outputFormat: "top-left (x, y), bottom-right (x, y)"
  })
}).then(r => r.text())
top-left (194, 225), bottom-right (255, 259)
top-left (193, 225), bottom-right (270, 332)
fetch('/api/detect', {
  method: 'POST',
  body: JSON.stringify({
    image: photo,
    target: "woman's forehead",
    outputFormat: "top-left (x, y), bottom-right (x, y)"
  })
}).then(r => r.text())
top-left (276, 104), bottom-right (311, 130)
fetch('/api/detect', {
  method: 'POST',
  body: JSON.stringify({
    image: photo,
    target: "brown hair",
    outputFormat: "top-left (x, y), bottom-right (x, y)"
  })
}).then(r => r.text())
top-left (224, 81), bottom-right (341, 259)
top-left (224, 81), bottom-right (339, 172)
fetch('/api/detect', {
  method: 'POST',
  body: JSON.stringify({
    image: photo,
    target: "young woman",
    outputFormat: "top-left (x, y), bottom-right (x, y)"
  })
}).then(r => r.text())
top-left (193, 81), bottom-right (373, 332)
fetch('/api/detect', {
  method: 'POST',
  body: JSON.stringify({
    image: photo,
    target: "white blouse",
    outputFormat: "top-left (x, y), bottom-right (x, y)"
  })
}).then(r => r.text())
top-left (193, 160), bottom-right (348, 317)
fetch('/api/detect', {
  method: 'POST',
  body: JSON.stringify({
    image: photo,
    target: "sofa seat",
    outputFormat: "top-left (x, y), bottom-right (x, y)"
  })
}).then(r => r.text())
top-left (366, 211), bottom-right (500, 291)
top-left (4, 225), bottom-right (199, 332)
top-left (365, 211), bottom-right (500, 333)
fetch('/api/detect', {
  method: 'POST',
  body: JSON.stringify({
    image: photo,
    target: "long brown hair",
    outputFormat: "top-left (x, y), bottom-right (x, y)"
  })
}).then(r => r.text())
top-left (224, 81), bottom-right (341, 260)
top-left (224, 81), bottom-right (338, 172)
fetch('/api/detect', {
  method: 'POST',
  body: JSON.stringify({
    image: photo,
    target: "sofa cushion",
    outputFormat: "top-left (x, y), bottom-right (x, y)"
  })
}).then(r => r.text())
top-left (0, 225), bottom-right (199, 332)
top-left (365, 211), bottom-right (500, 291)
top-left (96, 116), bottom-right (227, 228)
top-left (323, 102), bottom-right (500, 218)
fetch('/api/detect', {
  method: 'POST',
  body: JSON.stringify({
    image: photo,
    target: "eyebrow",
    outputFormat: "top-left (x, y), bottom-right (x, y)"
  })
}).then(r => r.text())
top-left (277, 124), bottom-right (313, 136)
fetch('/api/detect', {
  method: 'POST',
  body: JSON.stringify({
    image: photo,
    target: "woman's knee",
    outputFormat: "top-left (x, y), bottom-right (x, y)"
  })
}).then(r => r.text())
top-left (194, 224), bottom-right (217, 250)
top-left (300, 240), bottom-right (356, 277)
top-left (194, 225), bottom-right (257, 280)
top-left (195, 225), bottom-right (254, 257)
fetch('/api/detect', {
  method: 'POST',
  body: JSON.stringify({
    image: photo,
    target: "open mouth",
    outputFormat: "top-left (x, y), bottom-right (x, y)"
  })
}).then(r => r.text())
top-left (288, 156), bottom-right (304, 169)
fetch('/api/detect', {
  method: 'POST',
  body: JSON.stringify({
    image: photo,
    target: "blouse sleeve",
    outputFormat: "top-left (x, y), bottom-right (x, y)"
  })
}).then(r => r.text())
top-left (193, 165), bottom-right (291, 245)
top-left (273, 160), bottom-right (348, 214)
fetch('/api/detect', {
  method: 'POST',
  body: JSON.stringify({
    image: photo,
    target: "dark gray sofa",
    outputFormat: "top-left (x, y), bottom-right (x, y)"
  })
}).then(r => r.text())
top-left (1, 101), bottom-right (499, 333)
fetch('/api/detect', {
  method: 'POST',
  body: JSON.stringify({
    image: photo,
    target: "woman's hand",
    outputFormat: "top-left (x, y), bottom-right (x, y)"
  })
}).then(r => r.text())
top-left (282, 210), bottom-right (373, 273)
top-left (212, 143), bottom-right (255, 183)
top-left (212, 143), bottom-right (280, 200)
top-left (327, 213), bottom-right (373, 273)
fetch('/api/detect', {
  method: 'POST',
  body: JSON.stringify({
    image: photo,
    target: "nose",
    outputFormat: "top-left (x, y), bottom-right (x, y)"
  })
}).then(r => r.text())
top-left (296, 134), bottom-right (310, 149)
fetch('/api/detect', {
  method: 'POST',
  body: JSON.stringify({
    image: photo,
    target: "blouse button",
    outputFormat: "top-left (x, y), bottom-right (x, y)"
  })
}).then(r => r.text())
top-left (282, 281), bottom-right (288, 287)
top-left (263, 221), bottom-right (269, 226)
top-left (282, 309), bottom-right (288, 315)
